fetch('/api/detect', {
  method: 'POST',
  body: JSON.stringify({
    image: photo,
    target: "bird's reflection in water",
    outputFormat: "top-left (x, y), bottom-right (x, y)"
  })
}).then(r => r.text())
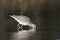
top-left (5, 26), bottom-right (40, 40)
top-left (9, 23), bottom-right (37, 40)
top-left (9, 25), bottom-right (36, 40)
top-left (10, 31), bottom-right (35, 40)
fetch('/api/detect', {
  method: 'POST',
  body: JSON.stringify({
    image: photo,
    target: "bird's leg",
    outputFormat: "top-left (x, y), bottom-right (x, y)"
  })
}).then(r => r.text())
top-left (17, 23), bottom-right (23, 31)
top-left (21, 24), bottom-right (23, 31)
top-left (17, 24), bottom-right (21, 31)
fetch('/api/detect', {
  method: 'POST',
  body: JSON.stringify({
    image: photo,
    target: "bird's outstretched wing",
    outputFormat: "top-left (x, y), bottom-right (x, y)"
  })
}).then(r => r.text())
top-left (9, 15), bottom-right (31, 25)
top-left (10, 15), bottom-right (20, 23)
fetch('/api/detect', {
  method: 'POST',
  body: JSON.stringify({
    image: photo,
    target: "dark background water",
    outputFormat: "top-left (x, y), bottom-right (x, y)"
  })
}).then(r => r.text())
top-left (0, 0), bottom-right (60, 40)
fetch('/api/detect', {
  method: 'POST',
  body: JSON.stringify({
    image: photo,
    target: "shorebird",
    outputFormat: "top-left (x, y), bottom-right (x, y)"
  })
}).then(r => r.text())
top-left (10, 15), bottom-right (36, 32)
